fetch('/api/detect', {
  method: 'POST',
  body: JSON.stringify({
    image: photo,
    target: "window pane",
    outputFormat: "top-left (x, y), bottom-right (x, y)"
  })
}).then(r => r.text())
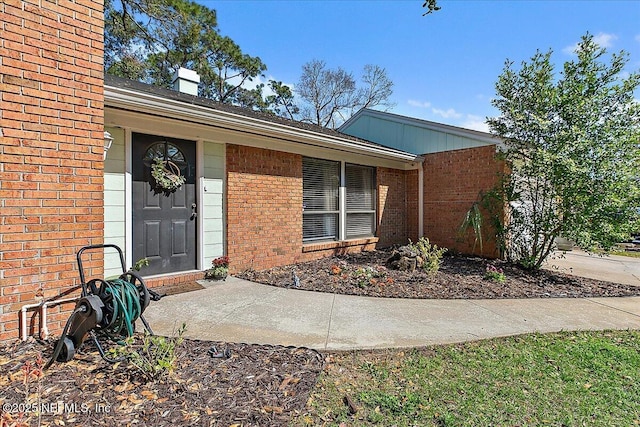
top-left (303, 213), bottom-right (338, 241)
top-left (303, 158), bottom-right (340, 211)
top-left (303, 157), bottom-right (340, 241)
top-left (346, 164), bottom-right (376, 238)
top-left (346, 164), bottom-right (375, 210)
top-left (346, 213), bottom-right (376, 238)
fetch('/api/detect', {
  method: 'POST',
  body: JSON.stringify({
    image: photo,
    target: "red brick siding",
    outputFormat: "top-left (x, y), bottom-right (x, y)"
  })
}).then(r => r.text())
top-left (0, 0), bottom-right (104, 342)
top-left (144, 272), bottom-right (205, 289)
top-left (300, 238), bottom-right (379, 262)
top-left (226, 145), bottom-right (304, 272)
top-left (226, 146), bottom-right (413, 272)
top-left (377, 167), bottom-right (409, 247)
top-left (406, 169), bottom-right (420, 242)
top-left (422, 145), bottom-right (504, 257)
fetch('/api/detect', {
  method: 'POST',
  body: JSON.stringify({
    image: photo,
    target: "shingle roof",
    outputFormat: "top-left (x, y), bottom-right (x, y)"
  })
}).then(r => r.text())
top-left (104, 74), bottom-right (410, 155)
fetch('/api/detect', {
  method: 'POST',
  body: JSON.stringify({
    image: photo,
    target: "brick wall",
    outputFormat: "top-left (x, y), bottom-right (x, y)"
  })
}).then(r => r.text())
top-left (226, 145), bottom-right (414, 272)
top-left (377, 167), bottom-right (409, 247)
top-left (226, 145), bottom-right (304, 272)
top-left (0, 0), bottom-right (105, 342)
top-left (422, 145), bottom-right (504, 257)
top-left (405, 169), bottom-right (420, 243)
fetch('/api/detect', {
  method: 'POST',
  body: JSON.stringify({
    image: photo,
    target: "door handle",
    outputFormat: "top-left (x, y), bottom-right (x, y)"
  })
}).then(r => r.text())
top-left (190, 203), bottom-right (197, 220)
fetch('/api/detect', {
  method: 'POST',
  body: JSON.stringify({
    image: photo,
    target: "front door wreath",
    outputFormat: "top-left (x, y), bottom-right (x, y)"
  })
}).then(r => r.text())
top-left (150, 158), bottom-right (186, 195)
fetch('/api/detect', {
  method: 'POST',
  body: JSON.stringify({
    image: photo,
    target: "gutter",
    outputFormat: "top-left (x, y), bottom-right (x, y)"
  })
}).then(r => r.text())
top-left (105, 86), bottom-right (422, 166)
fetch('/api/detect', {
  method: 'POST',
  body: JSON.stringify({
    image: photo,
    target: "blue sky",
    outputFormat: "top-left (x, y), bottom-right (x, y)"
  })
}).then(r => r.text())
top-left (198, 0), bottom-right (640, 132)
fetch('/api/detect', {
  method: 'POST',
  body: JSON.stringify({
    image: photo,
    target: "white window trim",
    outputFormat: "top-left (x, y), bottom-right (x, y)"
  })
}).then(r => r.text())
top-left (339, 161), bottom-right (347, 241)
top-left (303, 157), bottom-right (376, 243)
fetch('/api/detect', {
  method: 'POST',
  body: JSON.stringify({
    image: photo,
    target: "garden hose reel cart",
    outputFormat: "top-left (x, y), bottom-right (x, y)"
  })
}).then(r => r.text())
top-left (47, 244), bottom-right (161, 368)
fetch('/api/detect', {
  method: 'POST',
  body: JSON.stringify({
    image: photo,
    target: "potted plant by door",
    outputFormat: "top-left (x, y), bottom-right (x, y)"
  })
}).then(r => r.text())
top-left (205, 256), bottom-right (229, 280)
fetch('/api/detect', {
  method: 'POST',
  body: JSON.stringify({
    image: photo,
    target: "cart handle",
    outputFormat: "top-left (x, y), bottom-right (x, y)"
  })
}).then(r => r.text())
top-left (77, 244), bottom-right (126, 294)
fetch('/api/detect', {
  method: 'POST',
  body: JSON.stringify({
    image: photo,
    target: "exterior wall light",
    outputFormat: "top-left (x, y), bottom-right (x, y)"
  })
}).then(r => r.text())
top-left (104, 131), bottom-right (114, 160)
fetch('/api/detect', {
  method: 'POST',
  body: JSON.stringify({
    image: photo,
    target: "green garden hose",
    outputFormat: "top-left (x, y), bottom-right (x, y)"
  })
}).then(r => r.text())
top-left (101, 278), bottom-right (143, 337)
top-left (45, 278), bottom-right (144, 369)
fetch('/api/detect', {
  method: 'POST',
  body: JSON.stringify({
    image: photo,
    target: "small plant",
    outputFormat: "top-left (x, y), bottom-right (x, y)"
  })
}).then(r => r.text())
top-left (150, 158), bottom-right (186, 194)
top-left (108, 323), bottom-right (186, 381)
top-left (352, 266), bottom-right (386, 288)
top-left (133, 257), bottom-right (149, 271)
top-left (459, 201), bottom-right (484, 254)
top-left (329, 260), bottom-right (349, 277)
top-left (484, 264), bottom-right (506, 283)
top-left (409, 237), bottom-right (447, 274)
top-left (205, 256), bottom-right (229, 280)
top-left (1, 354), bottom-right (46, 427)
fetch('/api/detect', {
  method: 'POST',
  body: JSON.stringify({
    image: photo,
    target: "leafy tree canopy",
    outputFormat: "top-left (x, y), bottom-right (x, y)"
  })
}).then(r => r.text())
top-left (105, 0), bottom-right (392, 125)
top-left (105, 0), bottom-right (267, 107)
top-left (487, 33), bottom-right (640, 268)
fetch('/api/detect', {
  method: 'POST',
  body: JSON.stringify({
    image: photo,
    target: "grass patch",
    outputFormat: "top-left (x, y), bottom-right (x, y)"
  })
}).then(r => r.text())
top-left (297, 331), bottom-right (640, 426)
top-left (611, 250), bottom-right (640, 258)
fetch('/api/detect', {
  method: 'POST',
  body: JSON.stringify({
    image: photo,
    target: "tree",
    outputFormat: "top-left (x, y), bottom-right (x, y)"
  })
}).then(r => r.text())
top-left (105, 0), bottom-right (267, 107)
top-left (295, 60), bottom-right (395, 128)
top-left (422, 0), bottom-right (441, 14)
top-left (486, 33), bottom-right (640, 269)
top-left (265, 80), bottom-right (299, 120)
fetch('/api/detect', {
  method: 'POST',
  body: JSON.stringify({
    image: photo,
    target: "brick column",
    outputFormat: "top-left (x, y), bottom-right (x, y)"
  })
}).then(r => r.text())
top-left (377, 167), bottom-right (409, 247)
top-left (0, 0), bottom-right (105, 341)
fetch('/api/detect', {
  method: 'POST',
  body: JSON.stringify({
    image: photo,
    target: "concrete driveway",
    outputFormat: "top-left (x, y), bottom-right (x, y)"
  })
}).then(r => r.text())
top-left (543, 250), bottom-right (640, 287)
top-left (142, 251), bottom-right (640, 350)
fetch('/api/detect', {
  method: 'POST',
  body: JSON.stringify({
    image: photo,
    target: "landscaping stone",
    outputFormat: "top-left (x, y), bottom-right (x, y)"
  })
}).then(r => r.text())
top-left (385, 245), bottom-right (422, 271)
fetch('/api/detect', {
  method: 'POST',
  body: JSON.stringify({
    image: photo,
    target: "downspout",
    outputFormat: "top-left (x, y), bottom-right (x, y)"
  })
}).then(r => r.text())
top-left (418, 161), bottom-right (424, 238)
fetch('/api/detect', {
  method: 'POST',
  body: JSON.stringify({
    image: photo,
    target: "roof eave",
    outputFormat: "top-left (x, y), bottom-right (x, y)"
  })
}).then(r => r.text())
top-left (105, 85), bottom-right (422, 165)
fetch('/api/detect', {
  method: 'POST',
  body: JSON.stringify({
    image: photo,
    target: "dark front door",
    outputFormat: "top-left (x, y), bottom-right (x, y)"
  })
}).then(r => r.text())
top-left (132, 133), bottom-right (197, 275)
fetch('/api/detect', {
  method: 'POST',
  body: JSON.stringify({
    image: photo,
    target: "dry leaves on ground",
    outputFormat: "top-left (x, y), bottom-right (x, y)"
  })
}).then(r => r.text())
top-left (0, 338), bottom-right (323, 427)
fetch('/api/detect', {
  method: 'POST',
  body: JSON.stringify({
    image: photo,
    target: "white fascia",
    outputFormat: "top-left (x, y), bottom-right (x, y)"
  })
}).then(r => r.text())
top-left (105, 85), bottom-right (423, 168)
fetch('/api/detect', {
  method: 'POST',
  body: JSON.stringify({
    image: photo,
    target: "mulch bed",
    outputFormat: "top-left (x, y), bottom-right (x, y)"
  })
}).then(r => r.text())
top-left (238, 249), bottom-right (640, 299)
top-left (1, 338), bottom-right (323, 427)
top-left (2, 249), bottom-right (639, 426)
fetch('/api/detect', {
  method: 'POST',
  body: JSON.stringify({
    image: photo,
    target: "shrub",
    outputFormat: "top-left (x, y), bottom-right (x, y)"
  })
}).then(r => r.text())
top-left (409, 237), bottom-right (447, 274)
top-left (108, 323), bottom-right (186, 381)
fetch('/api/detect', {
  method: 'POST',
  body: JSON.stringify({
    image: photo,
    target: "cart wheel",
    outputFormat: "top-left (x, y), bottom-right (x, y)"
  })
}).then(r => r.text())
top-left (119, 270), bottom-right (150, 311)
top-left (56, 337), bottom-right (75, 362)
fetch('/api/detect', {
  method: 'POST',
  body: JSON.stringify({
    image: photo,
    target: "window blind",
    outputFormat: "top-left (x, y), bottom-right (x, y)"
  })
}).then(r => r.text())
top-left (303, 157), bottom-right (340, 241)
top-left (345, 164), bottom-right (376, 238)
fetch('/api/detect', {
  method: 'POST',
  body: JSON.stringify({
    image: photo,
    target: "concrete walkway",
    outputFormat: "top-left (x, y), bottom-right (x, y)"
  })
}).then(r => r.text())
top-left (143, 251), bottom-right (640, 350)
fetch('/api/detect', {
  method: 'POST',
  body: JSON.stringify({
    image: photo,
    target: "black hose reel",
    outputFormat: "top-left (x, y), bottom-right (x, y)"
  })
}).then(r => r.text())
top-left (46, 245), bottom-right (161, 369)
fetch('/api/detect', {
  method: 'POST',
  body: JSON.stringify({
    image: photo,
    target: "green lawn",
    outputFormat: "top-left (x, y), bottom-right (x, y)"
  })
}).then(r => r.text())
top-left (296, 330), bottom-right (640, 426)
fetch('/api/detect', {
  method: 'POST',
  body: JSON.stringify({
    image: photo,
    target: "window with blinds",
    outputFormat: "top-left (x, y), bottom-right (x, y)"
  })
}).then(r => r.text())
top-left (346, 164), bottom-right (376, 238)
top-left (303, 157), bottom-right (340, 242)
